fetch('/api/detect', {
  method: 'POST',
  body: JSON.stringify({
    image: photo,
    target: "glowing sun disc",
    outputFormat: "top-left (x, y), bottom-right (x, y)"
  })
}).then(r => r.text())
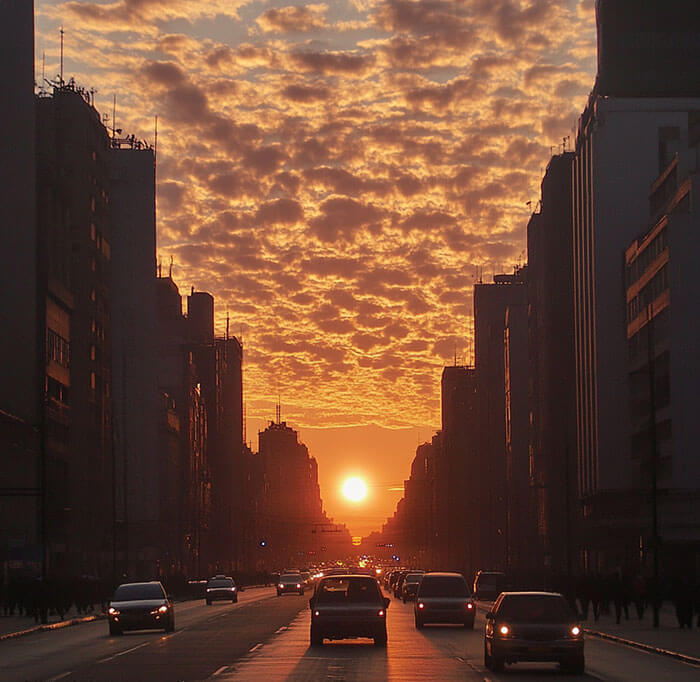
top-left (342, 477), bottom-right (368, 502)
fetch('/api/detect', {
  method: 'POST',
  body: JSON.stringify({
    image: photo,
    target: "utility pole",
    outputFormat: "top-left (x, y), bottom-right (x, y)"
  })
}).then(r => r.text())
top-left (646, 302), bottom-right (660, 629)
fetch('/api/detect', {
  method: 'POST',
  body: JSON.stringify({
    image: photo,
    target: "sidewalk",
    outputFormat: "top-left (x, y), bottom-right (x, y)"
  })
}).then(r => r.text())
top-left (583, 603), bottom-right (700, 664)
top-left (0, 606), bottom-right (103, 641)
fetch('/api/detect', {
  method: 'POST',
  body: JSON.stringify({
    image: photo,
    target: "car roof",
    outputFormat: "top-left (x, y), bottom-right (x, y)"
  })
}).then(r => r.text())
top-left (498, 591), bottom-right (563, 597)
top-left (118, 581), bottom-right (162, 587)
top-left (319, 574), bottom-right (378, 580)
top-left (421, 572), bottom-right (465, 578)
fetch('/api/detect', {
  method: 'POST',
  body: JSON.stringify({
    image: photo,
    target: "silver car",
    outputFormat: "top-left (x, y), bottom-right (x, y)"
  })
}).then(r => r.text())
top-left (415, 572), bottom-right (475, 629)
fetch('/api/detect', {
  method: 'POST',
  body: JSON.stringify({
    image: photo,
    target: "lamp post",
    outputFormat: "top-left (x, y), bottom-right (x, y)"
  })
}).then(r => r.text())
top-left (646, 302), bottom-right (660, 629)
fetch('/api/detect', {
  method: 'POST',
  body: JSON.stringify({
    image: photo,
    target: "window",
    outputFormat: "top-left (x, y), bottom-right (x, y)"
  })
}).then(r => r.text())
top-left (46, 329), bottom-right (70, 367)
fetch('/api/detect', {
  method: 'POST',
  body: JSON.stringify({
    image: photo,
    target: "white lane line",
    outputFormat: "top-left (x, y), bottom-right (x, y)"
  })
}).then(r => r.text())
top-left (98, 641), bottom-right (149, 663)
top-left (211, 665), bottom-right (228, 677)
top-left (249, 642), bottom-right (263, 652)
top-left (48, 672), bottom-right (73, 681)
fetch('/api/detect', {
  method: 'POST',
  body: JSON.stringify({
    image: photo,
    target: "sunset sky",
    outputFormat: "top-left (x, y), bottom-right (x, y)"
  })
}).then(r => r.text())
top-left (34, 0), bottom-right (597, 536)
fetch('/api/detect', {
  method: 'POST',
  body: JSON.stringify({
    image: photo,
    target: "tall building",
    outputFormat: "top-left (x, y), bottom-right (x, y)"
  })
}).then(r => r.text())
top-left (573, 94), bottom-right (700, 572)
top-left (35, 84), bottom-right (114, 577)
top-left (624, 136), bottom-right (700, 571)
top-left (0, 0), bottom-right (41, 577)
top-left (526, 152), bottom-right (578, 577)
top-left (440, 365), bottom-right (478, 574)
top-left (473, 270), bottom-right (527, 572)
top-left (110, 139), bottom-right (159, 579)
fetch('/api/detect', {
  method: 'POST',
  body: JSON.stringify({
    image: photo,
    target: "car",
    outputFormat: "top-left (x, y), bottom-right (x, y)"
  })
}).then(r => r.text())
top-left (107, 581), bottom-right (174, 635)
top-left (206, 575), bottom-right (238, 604)
top-left (309, 574), bottom-right (390, 646)
top-left (401, 571), bottom-right (425, 602)
top-left (484, 591), bottom-right (584, 673)
top-left (414, 572), bottom-right (475, 629)
top-left (473, 570), bottom-right (507, 601)
top-left (278, 573), bottom-right (305, 595)
top-left (300, 571), bottom-right (312, 586)
top-left (393, 571), bottom-right (408, 597)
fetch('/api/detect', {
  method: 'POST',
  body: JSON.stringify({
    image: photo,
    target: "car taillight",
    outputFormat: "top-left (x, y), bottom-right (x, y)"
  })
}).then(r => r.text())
top-left (279, 583), bottom-right (284, 588)
top-left (378, 609), bottom-right (385, 617)
top-left (570, 625), bottom-right (581, 636)
top-left (314, 610), bottom-right (320, 617)
top-left (466, 602), bottom-right (473, 609)
top-left (418, 602), bottom-right (425, 609)
top-left (296, 584), bottom-right (301, 588)
top-left (499, 624), bottom-right (510, 636)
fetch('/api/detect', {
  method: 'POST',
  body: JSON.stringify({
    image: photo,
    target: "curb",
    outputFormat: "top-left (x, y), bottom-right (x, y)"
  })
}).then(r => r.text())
top-left (0, 614), bottom-right (105, 642)
top-left (584, 628), bottom-right (700, 667)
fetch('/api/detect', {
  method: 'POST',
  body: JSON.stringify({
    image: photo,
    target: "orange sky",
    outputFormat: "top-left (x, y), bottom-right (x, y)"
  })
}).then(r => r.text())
top-left (36, 0), bottom-right (598, 535)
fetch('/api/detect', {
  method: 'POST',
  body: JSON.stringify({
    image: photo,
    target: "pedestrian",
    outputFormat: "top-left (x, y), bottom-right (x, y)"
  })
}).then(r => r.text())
top-left (632, 574), bottom-right (646, 620)
top-left (612, 570), bottom-right (630, 625)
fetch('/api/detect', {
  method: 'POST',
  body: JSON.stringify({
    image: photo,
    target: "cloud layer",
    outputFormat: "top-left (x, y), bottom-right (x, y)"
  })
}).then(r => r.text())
top-left (36, 0), bottom-right (597, 432)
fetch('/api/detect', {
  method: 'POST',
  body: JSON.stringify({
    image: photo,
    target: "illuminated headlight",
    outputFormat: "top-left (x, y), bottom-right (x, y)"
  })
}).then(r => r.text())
top-left (314, 610), bottom-right (320, 617)
top-left (377, 609), bottom-right (385, 617)
top-left (151, 604), bottom-right (169, 614)
top-left (108, 607), bottom-right (119, 616)
top-left (570, 625), bottom-right (581, 636)
top-left (296, 584), bottom-right (301, 588)
top-left (206, 588), bottom-right (213, 592)
top-left (499, 625), bottom-right (510, 636)
top-left (279, 584), bottom-right (284, 589)
top-left (466, 602), bottom-right (474, 609)
top-left (231, 586), bottom-right (236, 591)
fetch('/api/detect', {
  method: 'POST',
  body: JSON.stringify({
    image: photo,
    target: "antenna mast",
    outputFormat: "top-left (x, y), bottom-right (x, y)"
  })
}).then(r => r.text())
top-left (276, 398), bottom-right (281, 424)
top-left (59, 26), bottom-right (65, 85)
top-left (112, 94), bottom-right (116, 140)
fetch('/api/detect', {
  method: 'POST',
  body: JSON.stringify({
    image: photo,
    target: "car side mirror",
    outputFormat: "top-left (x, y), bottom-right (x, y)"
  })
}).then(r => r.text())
top-left (383, 597), bottom-right (390, 609)
top-left (485, 612), bottom-right (494, 621)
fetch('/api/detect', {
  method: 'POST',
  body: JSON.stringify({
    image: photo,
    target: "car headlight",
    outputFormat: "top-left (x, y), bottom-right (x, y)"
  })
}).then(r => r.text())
top-left (108, 607), bottom-right (119, 616)
top-left (314, 610), bottom-right (320, 617)
top-left (151, 604), bottom-right (169, 615)
top-left (466, 602), bottom-right (474, 609)
top-left (417, 602), bottom-right (425, 609)
top-left (570, 625), bottom-right (581, 636)
top-left (279, 584), bottom-right (284, 588)
top-left (231, 586), bottom-right (236, 591)
top-left (206, 588), bottom-right (213, 592)
top-left (378, 609), bottom-right (385, 617)
top-left (499, 624), bottom-right (510, 636)
top-left (296, 584), bottom-right (301, 588)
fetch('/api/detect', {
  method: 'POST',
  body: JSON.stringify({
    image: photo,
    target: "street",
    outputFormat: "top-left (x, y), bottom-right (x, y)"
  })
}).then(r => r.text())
top-left (1, 586), bottom-right (699, 681)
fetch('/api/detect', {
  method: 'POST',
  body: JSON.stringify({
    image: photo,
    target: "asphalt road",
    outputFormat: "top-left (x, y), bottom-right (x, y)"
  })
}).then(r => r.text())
top-left (1, 586), bottom-right (699, 681)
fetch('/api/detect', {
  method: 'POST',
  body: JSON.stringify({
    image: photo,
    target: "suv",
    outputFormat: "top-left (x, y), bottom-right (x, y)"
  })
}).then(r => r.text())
top-left (415, 572), bottom-right (475, 629)
top-left (206, 575), bottom-right (238, 604)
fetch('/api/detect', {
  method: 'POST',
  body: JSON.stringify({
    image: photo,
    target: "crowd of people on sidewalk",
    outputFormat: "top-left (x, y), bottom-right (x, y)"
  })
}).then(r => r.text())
top-left (547, 571), bottom-right (700, 629)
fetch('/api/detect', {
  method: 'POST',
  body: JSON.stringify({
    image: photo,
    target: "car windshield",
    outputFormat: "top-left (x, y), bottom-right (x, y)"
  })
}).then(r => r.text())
top-left (112, 583), bottom-right (165, 601)
top-left (315, 578), bottom-right (381, 604)
top-left (419, 576), bottom-right (469, 597)
top-left (208, 579), bottom-right (233, 588)
top-left (281, 574), bottom-right (301, 583)
top-left (497, 595), bottom-right (573, 622)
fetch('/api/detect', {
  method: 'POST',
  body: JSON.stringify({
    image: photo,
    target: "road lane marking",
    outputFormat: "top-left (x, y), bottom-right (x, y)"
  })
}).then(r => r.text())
top-left (98, 641), bottom-right (149, 663)
top-left (211, 665), bottom-right (228, 677)
top-left (249, 642), bottom-right (263, 652)
top-left (48, 672), bottom-right (73, 681)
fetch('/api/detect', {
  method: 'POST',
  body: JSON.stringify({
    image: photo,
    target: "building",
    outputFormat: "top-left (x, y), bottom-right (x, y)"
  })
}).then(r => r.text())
top-left (624, 135), bottom-right (700, 574)
top-left (110, 139), bottom-right (159, 581)
top-left (526, 152), bottom-right (579, 578)
top-left (35, 83), bottom-right (114, 578)
top-left (0, 0), bottom-right (41, 578)
top-left (573, 95), bottom-right (700, 570)
top-left (440, 365), bottom-right (478, 575)
top-left (473, 270), bottom-right (527, 573)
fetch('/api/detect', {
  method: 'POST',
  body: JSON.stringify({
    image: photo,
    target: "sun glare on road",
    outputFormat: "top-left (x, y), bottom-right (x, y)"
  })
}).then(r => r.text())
top-left (342, 477), bottom-right (368, 502)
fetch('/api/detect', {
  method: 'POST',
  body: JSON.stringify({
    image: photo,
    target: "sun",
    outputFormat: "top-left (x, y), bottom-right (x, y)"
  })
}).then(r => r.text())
top-left (342, 476), bottom-right (368, 502)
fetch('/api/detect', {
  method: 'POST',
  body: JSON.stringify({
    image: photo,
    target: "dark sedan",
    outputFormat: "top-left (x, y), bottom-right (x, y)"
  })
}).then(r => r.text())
top-left (309, 574), bottom-right (390, 646)
top-left (484, 591), bottom-right (584, 673)
top-left (107, 581), bottom-right (174, 635)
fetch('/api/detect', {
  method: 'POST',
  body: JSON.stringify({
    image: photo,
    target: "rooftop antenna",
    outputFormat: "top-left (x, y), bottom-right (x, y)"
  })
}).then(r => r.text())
top-left (243, 402), bottom-right (247, 445)
top-left (41, 51), bottom-right (45, 92)
top-left (154, 115), bottom-right (158, 161)
top-left (276, 398), bottom-right (281, 424)
top-left (168, 255), bottom-right (173, 278)
top-left (226, 311), bottom-right (230, 340)
top-left (59, 26), bottom-right (64, 86)
top-left (112, 94), bottom-right (116, 140)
